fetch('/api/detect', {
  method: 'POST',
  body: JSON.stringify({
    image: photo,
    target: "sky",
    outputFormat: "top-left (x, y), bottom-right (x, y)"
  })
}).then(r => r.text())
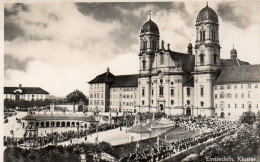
top-left (4, 1), bottom-right (260, 97)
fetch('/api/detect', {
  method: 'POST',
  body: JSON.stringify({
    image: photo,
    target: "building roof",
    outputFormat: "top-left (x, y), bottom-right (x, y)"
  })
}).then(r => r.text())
top-left (128, 124), bottom-right (151, 133)
top-left (111, 75), bottom-right (138, 87)
top-left (196, 5), bottom-right (218, 23)
top-left (215, 65), bottom-right (260, 84)
top-left (89, 70), bottom-right (115, 84)
top-left (169, 51), bottom-right (195, 72)
top-left (22, 114), bottom-right (97, 122)
top-left (220, 58), bottom-right (250, 69)
top-left (4, 87), bottom-right (49, 94)
top-left (140, 19), bottom-right (159, 35)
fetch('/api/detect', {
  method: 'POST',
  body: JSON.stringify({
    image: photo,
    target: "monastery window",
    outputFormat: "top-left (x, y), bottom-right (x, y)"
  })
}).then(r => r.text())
top-left (227, 85), bottom-right (231, 89)
top-left (200, 87), bottom-right (204, 96)
top-left (171, 82), bottom-right (174, 85)
top-left (152, 100), bottom-right (153, 104)
top-left (235, 104), bottom-right (237, 108)
top-left (142, 88), bottom-right (145, 97)
top-left (235, 94), bottom-right (238, 98)
top-left (131, 95), bottom-right (133, 98)
top-left (215, 86), bottom-right (217, 90)
top-left (200, 101), bottom-right (204, 107)
top-left (127, 95), bottom-right (129, 98)
top-left (160, 53), bottom-right (164, 64)
top-left (101, 100), bottom-right (104, 105)
top-left (159, 86), bottom-right (164, 96)
top-left (220, 86), bottom-right (224, 90)
top-left (187, 87), bottom-right (191, 96)
top-left (220, 92), bottom-right (225, 98)
top-left (171, 100), bottom-right (174, 105)
top-left (226, 93), bottom-right (232, 98)
top-left (248, 103), bottom-right (252, 109)
top-left (90, 94), bottom-right (93, 98)
top-left (94, 93), bottom-right (96, 98)
top-left (142, 100), bottom-right (145, 105)
top-left (142, 60), bottom-right (146, 70)
top-left (248, 92), bottom-right (251, 98)
top-left (199, 54), bottom-right (204, 65)
top-left (187, 100), bottom-right (190, 105)
top-left (213, 54), bottom-right (217, 64)
top-left (171, 89), bottom-right (174, 97)
top-left (228, 104), bottom-right (230, 108)
top-left (242, 104), bottom-right (244, 108)
top-left (220, 103), bottom-right (224, 109)
top-left (151, 88), bottom-right (154, 96)
top-left (215, 94), bottom-right (217, 98)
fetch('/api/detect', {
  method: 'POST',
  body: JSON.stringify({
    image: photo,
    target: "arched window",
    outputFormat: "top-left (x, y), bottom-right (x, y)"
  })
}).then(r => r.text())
top-left (171, 100), bottom-right (174, 105)
top-left (200, 54), bottom-right (204, 65)
top-left (159, 86), bottom-right (164, 96)
top-left (151, 88), bottom-right (154, 96)
top-left (211, 30), bottom-right (216, 41)
top-left (142, 60), bottom-right (146, 70)
top-left (142, 88), bottom-right (145, 97)
top-left (200, 30), bottom-right (206, 41)
top-left (187, 87), bottom-right (191, 96)
top-left (213, 54), bottom-right (217, 64)
top-left (171, 89), bottom-right (174, 96)
top-left (187, 100), bottom-right (190, 105)
top-left (143, 41), bottom-right (147, 50)
top-left (200, 101), bottom-right (204, 107)
top-left (200, 87), bottom-right (204, 96)
top-left (160, 53), bottom-right (164, 64)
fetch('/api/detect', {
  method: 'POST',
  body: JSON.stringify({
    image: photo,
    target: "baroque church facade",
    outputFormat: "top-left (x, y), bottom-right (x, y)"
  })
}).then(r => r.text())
top-left (88, 4), bottom-right (260, 118)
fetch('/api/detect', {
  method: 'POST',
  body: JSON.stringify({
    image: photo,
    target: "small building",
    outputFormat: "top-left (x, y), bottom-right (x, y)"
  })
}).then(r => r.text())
top-left (21, 114), bottom-right (98, 129)
top-left (4, 84), bottom-right (49, 101)
top-left (128, 124), bottom-right (151, 142)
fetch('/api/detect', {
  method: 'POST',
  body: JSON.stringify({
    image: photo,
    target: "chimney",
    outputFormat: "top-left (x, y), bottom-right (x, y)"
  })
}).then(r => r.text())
top-left (19, 84), bottom-right (22, 88)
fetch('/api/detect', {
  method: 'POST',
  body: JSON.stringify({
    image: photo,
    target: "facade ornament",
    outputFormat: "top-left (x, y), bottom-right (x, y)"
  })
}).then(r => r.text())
top-left (167, 43), bottom-right (170, 51)
top-left (161, 40), bottom-right (165, 50)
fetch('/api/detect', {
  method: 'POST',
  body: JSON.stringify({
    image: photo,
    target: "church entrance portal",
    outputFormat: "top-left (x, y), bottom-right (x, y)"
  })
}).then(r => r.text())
top-left (78, 105), bottom-right (83, 112)
top-left (160, 104), bottom-right (164, 112)
top-left (221, 112), bottom-right (225, 118)
top-left (186, 107), bottom-right (191, 116)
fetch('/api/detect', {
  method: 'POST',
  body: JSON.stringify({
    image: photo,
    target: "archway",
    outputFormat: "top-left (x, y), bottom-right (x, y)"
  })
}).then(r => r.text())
top-left (67, 122), bottom-right (70, 127)
top-left (72, 122), bottom-right (75, 127)
top-left (221, 112), bottom-right (225, 118)
top-left (160, 104), bottom-right (164, 112)
top-left (78, 105), bottom-right (83, 112)
top-left (46, 122), bottom-right (49, 127)
top-left (62, 122), bottom-right (65, 127)
top-left (186, 107), bottom-right (191, 116)
top-left (40, 122), bottom-right (44, 128)
top-left (56, 122), bottom-right (60, 127)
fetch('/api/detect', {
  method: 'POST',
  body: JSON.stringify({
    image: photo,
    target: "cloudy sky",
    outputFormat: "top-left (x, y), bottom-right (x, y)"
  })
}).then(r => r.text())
top-left (4, 1), bottom-right (260, 97)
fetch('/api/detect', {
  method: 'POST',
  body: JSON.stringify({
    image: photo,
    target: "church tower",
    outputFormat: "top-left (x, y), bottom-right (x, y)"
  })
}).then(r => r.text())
top-left (193, 4), bottom-right (220, 117)
top-left (138, 13), bottom-right (160, 112)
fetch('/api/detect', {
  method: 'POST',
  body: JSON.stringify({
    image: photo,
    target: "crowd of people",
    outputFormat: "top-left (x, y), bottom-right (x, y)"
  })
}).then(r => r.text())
top-left (4, 121), bottom-right (133, 147)
top-left (119, 115), bottom-right (240, 162)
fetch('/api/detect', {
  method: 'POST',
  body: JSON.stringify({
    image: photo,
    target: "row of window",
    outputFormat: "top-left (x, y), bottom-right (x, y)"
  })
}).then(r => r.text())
top-left (199, 54), bottom-right (218, 65)
top-left (90, 93), bottom-right (104, 98)
top-left (5, 94), bottom-right (44, 98)
top-left (110, 101), bottom-right (137, 107)
top-left (111, 88), bottom-right (137, 92)
top-left (111, 94), bottom-right (137, 99)
top-left (141, 87), bottom-right (192, 97)
top-left (89, 100), bottom-right (104, 106)
top-left (216, 92), bottom-right (252, 99)
top-left (216, 103), bottom-right (258, 109)
top-left (215, 84), bottom-right (258, 90)
top-left (141, 40), bottom-right (157, 50)
top-left (199, 29), bottom-right (216, 41)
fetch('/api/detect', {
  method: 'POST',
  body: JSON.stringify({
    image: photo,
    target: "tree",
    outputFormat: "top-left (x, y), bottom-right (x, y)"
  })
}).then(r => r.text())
top-left (66, 90), bottom-right (87, 104)
top-left (240, 111), bottom-right (256, 125)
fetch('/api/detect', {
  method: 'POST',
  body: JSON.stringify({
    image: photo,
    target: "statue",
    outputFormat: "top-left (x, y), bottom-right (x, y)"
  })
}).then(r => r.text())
top-left (161, 40), bottom-right (165, 50)
top-left (167, 43), bottom-right (170, 51)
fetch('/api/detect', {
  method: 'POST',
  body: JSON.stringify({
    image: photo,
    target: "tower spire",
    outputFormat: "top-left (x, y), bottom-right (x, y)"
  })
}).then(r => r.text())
top-left (206, 1), bottom-right (208, 7)
top-left (149, 10), bottom-right (152, 20)
top-left (233, 44), bottom-right (234, 49)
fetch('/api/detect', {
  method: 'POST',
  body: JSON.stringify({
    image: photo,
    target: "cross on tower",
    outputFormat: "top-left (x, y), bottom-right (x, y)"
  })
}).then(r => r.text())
top-left (149, 10), bottom-right (152, 20)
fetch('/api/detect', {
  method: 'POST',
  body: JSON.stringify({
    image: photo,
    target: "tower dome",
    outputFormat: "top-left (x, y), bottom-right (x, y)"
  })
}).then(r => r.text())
top-left (230, 48), bottom-right (237, 55)
top-left (230, 45), bottom-right (237, 59)
top-left (196, 4), bottom-right (218, 23)
top-left (140, 19), bottom-right (159, 35)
